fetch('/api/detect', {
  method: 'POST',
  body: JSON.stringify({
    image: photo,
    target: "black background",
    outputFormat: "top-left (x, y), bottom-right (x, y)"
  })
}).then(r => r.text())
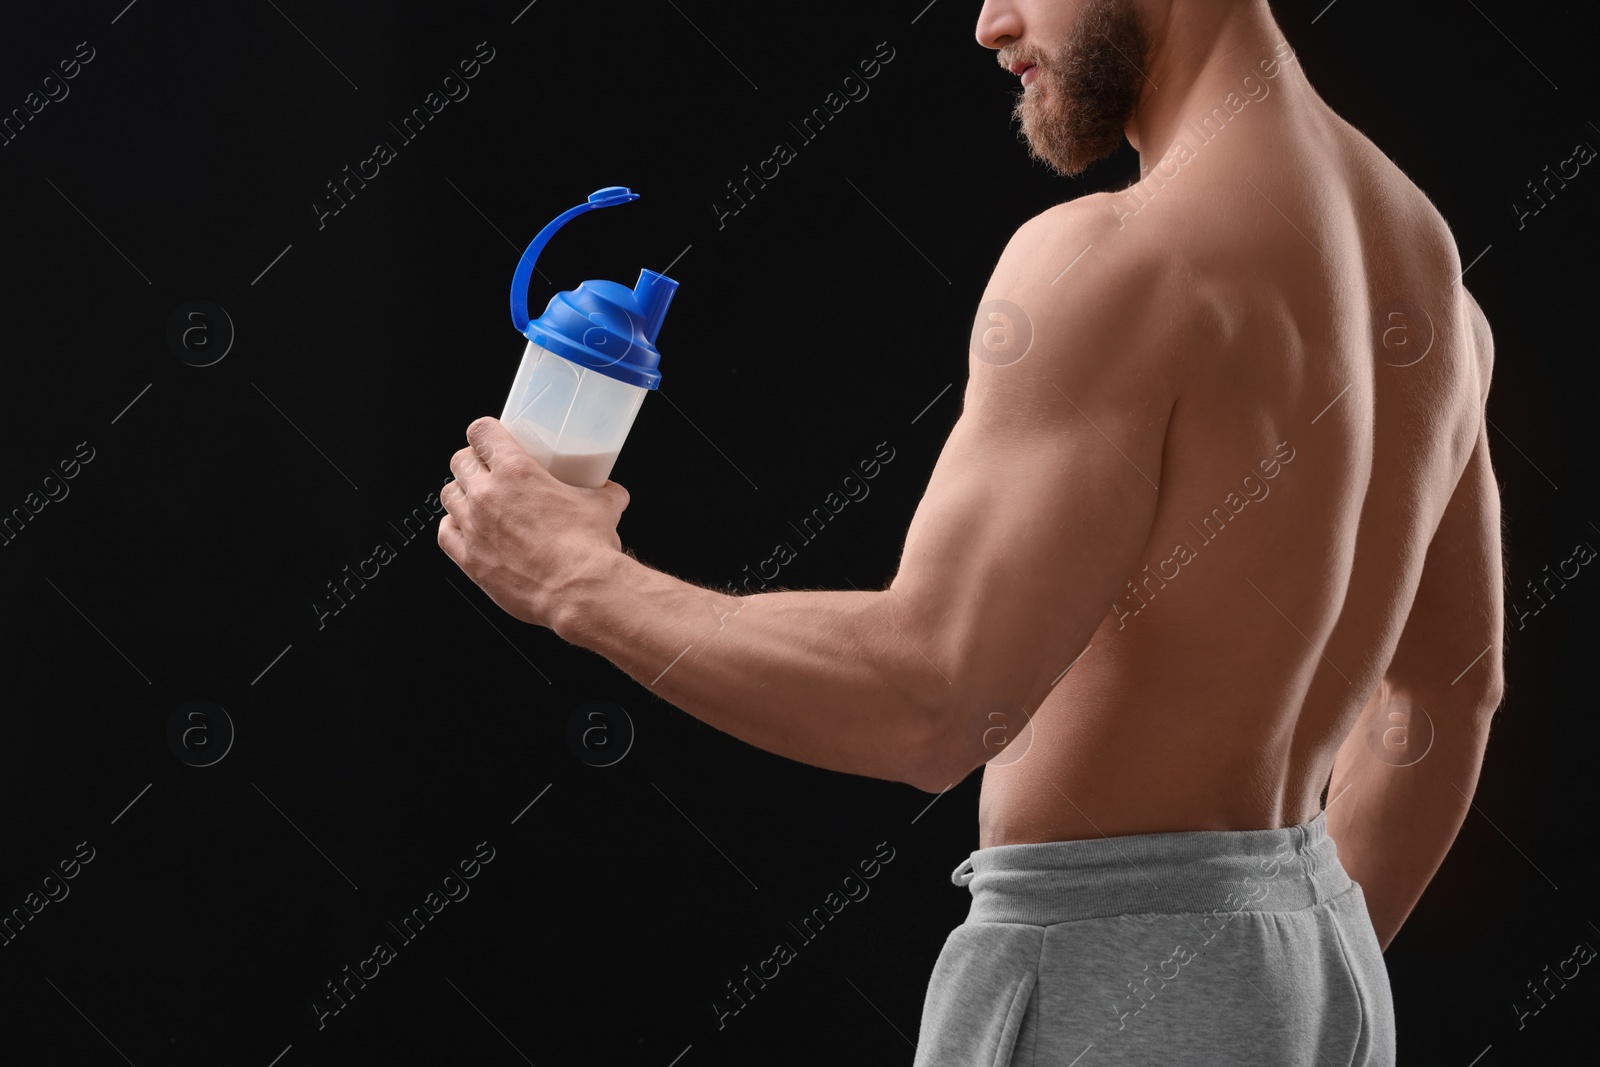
top-left (1, 1), bottom-right (1596, 1064)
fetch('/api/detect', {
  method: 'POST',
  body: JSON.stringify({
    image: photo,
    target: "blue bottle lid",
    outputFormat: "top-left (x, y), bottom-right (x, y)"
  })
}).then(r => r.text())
top-left (509, 186), bottom-right (678, 390)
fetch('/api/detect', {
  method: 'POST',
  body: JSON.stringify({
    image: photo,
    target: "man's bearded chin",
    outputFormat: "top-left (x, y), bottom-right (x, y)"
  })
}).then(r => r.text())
top-left (1012, 0), bottom-right (1151, 177)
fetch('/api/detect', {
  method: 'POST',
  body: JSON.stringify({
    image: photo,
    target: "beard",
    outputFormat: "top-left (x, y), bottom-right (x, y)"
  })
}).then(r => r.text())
top-left (1011, 0), bottom-right (1152, 177)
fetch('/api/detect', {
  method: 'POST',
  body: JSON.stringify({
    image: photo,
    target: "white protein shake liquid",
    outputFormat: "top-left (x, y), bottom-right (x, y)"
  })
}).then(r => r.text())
top-left (545, 448), bottom-right (620, 488)
top-left (506, 418), bottom-right (619, 488)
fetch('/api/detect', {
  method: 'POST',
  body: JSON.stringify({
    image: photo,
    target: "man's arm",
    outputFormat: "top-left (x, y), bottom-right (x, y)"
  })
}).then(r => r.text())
top-left (556, 199), bottom-right (1185, 792)
top-left (558, 558), bottom-right (954, 789)
top-left (1325, 308), bottom-right (1505, 949)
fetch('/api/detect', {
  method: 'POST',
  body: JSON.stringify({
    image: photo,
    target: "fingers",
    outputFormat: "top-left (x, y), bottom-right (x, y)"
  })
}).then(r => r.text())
top-left (440, 478), bottom-right (463, 514)
top-left (450, 445), bottom-right (488, 489)
top-left (440, 472), bottom-right (477, 533)
top-left (437, 513), bottom-right (466, 566)
top-left (466, 415), bottom-right (524, 470)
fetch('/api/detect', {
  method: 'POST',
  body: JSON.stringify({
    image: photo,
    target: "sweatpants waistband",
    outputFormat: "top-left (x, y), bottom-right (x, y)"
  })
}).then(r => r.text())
top-left (953, 810), bottom-right (1349, 925)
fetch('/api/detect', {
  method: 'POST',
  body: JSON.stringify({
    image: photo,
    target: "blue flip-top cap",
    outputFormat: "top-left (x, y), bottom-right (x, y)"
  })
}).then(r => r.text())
top-left (508, 185), bottom-right (677, 390)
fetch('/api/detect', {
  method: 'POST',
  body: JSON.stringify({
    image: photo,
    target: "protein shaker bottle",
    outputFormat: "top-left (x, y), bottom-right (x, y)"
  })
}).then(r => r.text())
top-left (500, 185), bottom-right (678, 489)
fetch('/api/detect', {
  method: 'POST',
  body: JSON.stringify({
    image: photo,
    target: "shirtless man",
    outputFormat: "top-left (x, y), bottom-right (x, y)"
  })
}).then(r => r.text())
top-left (437, 1), bottom-right (1505, 1062)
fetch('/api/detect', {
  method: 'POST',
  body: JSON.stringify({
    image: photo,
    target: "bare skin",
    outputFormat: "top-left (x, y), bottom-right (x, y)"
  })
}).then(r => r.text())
top-left (968, 0), bottom-right (1506, 949)
top-left (440, 0), bottom-right (1505, 954)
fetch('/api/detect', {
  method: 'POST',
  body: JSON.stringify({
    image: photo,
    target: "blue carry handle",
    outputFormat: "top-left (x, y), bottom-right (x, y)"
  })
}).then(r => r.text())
top-left (509, 186), bottom-right (640, 333)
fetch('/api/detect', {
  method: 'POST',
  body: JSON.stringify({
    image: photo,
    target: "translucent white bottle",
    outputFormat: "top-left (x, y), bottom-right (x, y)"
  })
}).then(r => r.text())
top-left (500, 187), bottom-right (678, 489)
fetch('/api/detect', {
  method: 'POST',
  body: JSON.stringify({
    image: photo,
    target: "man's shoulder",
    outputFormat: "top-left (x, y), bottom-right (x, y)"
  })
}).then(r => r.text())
top-left (988, 194), bottom-right (1222, 364)
top-left (1006, 192), bottom-right (1162, 263)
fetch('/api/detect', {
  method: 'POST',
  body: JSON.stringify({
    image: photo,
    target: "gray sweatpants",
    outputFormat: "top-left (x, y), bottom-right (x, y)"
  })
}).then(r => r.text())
top-left (912, 810), bottom-right (1395, 1066)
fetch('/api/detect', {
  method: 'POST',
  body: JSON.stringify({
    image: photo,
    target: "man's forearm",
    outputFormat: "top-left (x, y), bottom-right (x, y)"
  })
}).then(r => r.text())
top-left (553, 550), bottom-right (958, 791)
top-left (1325, 683), bottom-right (1498, 951)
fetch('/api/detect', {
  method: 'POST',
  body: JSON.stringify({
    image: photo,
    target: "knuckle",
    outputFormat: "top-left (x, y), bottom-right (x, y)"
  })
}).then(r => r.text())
top-left (476, 482), bottom-right (507, 511)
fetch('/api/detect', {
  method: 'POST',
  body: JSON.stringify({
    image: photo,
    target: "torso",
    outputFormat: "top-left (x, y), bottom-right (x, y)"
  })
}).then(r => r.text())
top-left (977, 90), bottom-right (1489, 848)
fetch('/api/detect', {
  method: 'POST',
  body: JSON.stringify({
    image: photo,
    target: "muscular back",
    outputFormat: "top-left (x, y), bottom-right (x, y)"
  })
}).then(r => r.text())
top-left (976, 89), bottom-right (1496, 846)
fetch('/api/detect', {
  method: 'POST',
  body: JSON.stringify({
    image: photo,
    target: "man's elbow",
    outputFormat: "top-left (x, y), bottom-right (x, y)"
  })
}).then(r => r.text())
top-left (1479, 679), bottom-right (1506, 722)
top-left (905, 704), bottom-right (980, 795)
top-left (906, 756), bottom-right (971, 796)
top-left (1443, 675), bottom-right (1506, 731)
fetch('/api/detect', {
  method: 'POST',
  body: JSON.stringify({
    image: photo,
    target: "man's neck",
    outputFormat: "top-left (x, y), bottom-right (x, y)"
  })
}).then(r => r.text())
top-left (1126, 1), bottom-right (1317, 169)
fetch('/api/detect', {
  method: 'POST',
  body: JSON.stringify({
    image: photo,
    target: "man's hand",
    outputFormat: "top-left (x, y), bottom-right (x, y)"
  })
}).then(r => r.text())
top-left (437, 416), bottom-right (630, 630)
